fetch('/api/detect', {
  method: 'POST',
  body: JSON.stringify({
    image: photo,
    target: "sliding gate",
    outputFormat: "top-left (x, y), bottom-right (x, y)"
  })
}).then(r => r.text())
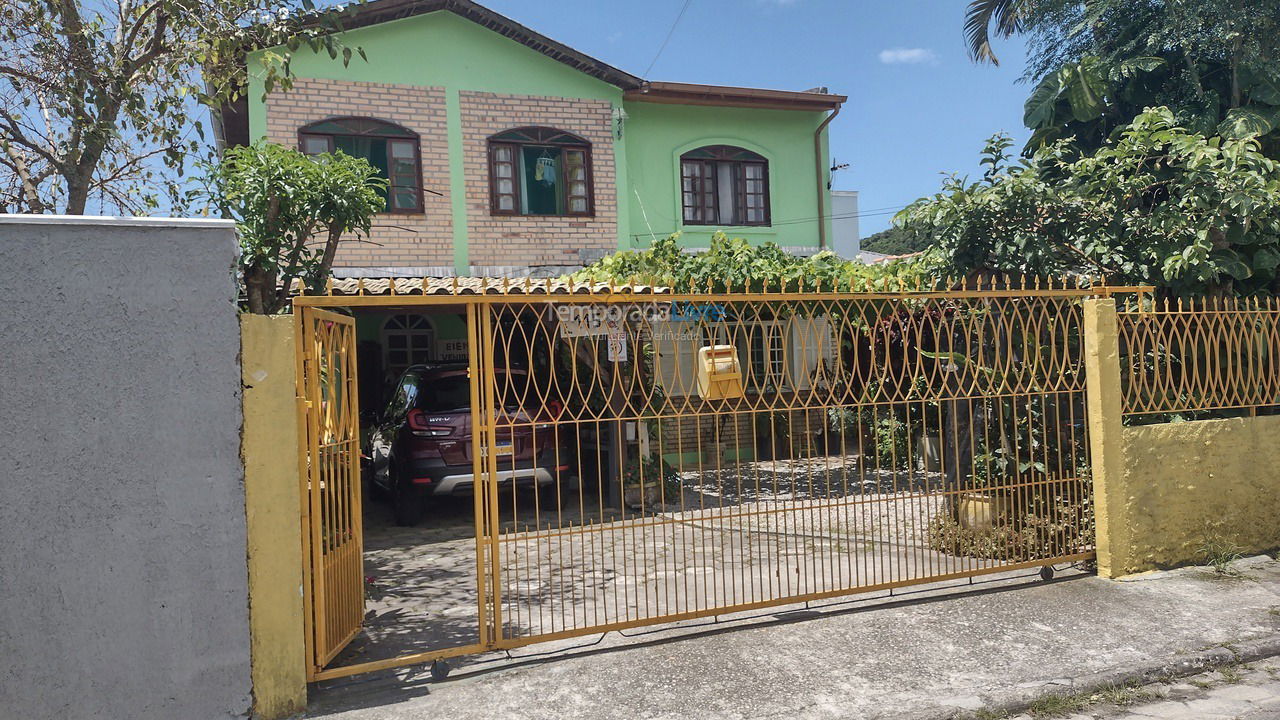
top-left (297, 283), bottom-right (1126, 680)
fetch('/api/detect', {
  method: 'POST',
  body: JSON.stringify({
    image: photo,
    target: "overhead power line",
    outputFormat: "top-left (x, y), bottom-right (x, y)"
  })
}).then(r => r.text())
top-left (644, 0), bottom-right (694, 76)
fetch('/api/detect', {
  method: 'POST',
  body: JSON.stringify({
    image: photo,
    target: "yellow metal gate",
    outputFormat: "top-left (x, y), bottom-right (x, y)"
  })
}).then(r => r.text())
top-left (479, 288), bottom-right (1101, 647)
top-left (296, 307), bottom-right (365, 678)
top-left (294, 281), bottom-right (1148, 681)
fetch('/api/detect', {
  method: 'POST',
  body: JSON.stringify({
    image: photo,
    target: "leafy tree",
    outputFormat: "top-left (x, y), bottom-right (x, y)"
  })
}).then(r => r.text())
top-left (0, 0), bottom-right (361, 215)
top-left (210, 141), bottom-right (385, 314)
top-left (861, 226), bottom-right (933, 256)
top-left (1003, 1), bottom-right (1280, 155)
top-left (896, 108), bottom-right (1280, 296)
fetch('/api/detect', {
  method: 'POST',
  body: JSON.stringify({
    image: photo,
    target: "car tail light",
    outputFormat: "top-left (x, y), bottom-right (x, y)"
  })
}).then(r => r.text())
top-left (408, 409), bottom-right (454, 437)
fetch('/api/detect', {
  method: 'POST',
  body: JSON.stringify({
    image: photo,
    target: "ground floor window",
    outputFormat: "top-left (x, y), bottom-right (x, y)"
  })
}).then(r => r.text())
top-left (382, 314), bottom-right (436, 375)
top-left (703, 322), bottom-right (788, 392)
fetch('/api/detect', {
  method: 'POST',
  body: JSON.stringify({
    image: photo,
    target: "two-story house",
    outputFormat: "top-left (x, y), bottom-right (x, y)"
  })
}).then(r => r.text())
top-left (224, 0), bottom-right (846, 279)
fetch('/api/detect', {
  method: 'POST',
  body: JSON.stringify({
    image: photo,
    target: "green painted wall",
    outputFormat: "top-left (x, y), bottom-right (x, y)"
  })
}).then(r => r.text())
top-left (246, 11), bottom-right (623, 137)
top-left (621, 101), bottom-right (830, 250)
top-left (247, 9), bottom-right (835, 265)
top-left (354, 310), bottom-right (467, 344)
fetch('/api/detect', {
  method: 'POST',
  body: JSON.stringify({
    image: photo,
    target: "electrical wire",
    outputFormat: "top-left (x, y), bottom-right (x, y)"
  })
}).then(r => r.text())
top-left (643, 0), bottom-right (694, 76)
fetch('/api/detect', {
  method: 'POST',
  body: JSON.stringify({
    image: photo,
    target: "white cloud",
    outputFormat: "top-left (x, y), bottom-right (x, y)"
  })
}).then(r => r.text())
top-left (878, 48), bottom-right (938, 65)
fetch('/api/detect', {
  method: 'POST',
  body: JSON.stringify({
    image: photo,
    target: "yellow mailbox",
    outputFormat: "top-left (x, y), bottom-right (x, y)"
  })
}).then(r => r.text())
top-left (696, 345), bottom-right (744, 400)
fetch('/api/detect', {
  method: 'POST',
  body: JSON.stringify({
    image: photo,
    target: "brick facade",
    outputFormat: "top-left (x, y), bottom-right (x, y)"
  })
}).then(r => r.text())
top-left (459, 91), bottom-right (618, 273)
top-left (265, 78), bottom-right (454, 271)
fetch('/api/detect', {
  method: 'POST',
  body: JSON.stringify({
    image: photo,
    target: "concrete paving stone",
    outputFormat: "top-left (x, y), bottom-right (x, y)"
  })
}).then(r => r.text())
top-left (309, 552), bottom-right (1280, 720)
top-left (1123, 700), bottom-right (1191, 717)
top-left (1211, 683), bottom-right (1280, 703)
top-left (1179, 696), bottom-right (1254, 715)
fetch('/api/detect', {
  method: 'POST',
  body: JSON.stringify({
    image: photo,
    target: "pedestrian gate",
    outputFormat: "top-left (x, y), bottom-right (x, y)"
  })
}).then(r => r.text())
top-left (296, 308), bottom-right (364, 673)
top-left (295, 282), bottom-right (1146, 681)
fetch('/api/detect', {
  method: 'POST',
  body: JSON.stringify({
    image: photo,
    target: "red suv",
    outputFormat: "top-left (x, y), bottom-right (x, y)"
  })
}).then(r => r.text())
top-left (369, 365), bottom-right (570, 525)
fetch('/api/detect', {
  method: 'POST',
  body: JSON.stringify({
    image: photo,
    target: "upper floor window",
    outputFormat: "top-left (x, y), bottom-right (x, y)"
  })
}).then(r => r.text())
top-left (680, 145), bottom-right (770, 226)
top-left (487, 127), bottom-right (592, 217)
top-left (299, 117), bottom-right (423, 213)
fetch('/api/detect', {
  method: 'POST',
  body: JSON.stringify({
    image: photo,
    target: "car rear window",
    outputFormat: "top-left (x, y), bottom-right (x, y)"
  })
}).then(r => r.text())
top-left (414, 371), bottom-right (531, 412)
top-left (415, 374), bottom-right (471, 412)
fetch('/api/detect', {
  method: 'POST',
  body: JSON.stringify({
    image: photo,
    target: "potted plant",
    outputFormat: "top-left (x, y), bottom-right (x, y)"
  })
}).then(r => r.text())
top-left (959, 448), bottom-right (1015, 531)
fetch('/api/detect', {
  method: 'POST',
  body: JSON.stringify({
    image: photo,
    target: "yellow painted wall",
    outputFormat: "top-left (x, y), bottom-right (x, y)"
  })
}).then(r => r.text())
top-left (240, 315), bottom-right (307, 718)
top-left (1110, 416), bottom-right (1280, 575)
top-left (1082, 299), bottom-right (1129, 578)
top-left (1086, 299), bottom-right (1280, 577)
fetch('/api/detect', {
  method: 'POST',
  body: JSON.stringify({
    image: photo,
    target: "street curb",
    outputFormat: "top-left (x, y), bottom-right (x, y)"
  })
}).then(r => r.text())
top-left (937, 633), bottom-right (1280, 719)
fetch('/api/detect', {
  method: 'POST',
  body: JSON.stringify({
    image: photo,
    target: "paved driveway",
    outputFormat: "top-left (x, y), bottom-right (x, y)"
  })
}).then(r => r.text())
top-left (313, 558), bottom-right (1280, 720)
top-left (336, 456), bottom-right (960, 668)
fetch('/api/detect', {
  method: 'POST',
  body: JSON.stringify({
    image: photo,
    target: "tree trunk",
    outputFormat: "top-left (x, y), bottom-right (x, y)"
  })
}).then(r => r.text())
top-left (244, 265), bottom-right (282, 315)
top-left (63, 172), bottom-right (91, 215)
top-left (313, 223), bottom-right (344, 292)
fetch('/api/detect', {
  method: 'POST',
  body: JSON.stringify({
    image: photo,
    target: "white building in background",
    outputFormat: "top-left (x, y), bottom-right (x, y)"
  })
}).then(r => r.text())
top-left (830, 190), bottom-right (860, 260)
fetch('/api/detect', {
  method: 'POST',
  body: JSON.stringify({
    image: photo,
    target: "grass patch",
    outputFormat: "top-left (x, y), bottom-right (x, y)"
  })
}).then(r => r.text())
top-left (970, 682), bottom-right (1164, 719)
top-left (1095, 682), bottom-right (1161, 707)
top-left (1026, 691), bottom-right (1092, 718)
top-left (1198, 535), bottom-right (1245, 576)
top-left (1217, 665), bottom-right (1245, 684)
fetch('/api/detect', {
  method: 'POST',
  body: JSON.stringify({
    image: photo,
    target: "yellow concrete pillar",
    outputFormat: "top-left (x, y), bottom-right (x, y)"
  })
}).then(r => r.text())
top-left (1081, 298), bottom-right (1129, 579)
top-left (241, 315), bottom-right (307, 718)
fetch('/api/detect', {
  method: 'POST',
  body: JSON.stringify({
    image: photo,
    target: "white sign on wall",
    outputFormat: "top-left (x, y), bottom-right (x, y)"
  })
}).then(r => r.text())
top-left (607, 328), bottom-right (628, 362)
top-left (436, 338), bottom-right (468, 361)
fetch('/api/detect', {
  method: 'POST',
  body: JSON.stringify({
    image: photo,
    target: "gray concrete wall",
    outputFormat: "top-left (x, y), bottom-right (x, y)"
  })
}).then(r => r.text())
top-left (0, 216), bottom-right (251, 719)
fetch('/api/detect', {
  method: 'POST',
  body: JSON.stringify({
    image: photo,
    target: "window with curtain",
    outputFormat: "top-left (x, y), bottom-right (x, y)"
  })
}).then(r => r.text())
top-left (680, 145), bottom-right (770, 226)
top-left (298, 117), bottom-right (423, 213)
top-left (487, 127), bottom-right (592, 217)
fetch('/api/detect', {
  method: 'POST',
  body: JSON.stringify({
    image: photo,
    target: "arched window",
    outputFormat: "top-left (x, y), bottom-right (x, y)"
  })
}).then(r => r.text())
top-left (680, 145), bottom-right (770, 226)
top-left (382, 314), bottom-right (435, 374)
top-left (487, 126), bottom-right (592, 217)
top-left (298, 117), bottom-right (423, 213)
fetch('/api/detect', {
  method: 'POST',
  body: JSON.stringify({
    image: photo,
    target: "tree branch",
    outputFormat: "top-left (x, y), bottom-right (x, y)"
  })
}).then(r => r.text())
top-left (1, 140), bottom-right (47, 212)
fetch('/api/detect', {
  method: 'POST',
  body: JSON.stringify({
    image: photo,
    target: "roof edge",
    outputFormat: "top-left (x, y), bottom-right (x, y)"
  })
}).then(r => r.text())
top-left (255, 0), bottom-right (643, 90)
top-left (625, 81), bottom-right (847, 111)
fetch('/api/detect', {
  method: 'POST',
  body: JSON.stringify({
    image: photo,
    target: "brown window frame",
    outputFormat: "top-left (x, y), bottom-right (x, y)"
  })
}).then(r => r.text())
top-left (297, 116), bottom-right (425, 215)
top-left (679, 145), bottom-right (771, 227)
top-left (486, 126), bottom-right (594, 218)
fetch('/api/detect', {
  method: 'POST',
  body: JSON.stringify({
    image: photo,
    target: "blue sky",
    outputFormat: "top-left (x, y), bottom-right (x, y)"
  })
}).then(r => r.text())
top-left (479, 0), bottom-right (1033, 237)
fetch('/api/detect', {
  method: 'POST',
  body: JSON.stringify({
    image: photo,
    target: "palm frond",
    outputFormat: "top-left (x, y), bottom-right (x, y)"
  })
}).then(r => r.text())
top-left (965, 0), bottom-right (1027, 66)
